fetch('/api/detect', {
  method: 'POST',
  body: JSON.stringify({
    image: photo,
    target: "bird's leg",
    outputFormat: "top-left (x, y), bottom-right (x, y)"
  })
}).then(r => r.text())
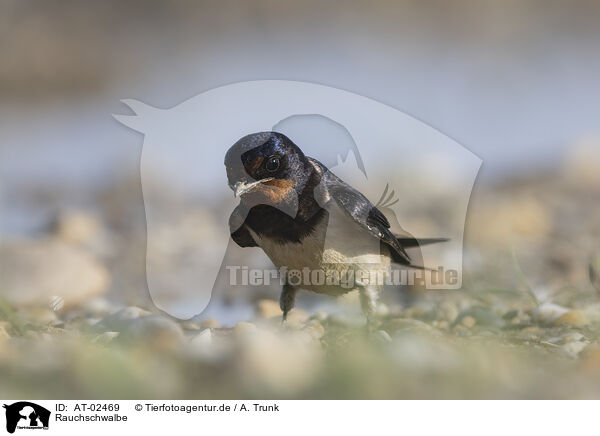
top-left (280, 284), bottom-right (298, 324)
top-left (359, 286), bottom-right (380, 332)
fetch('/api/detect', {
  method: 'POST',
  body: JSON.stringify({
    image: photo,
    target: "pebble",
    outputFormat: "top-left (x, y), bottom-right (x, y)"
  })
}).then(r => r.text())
top-left (95, 306), bottom-right (152, 332)
top-left (517, 326), bottom-right (544, 341)
top-left (201, 318), bottom-right (221, 329)
top-left (188, 329), bottom-right (232, 363)
top-left (432, 320), bottom-right (449, 330)
top-left (452, 324), bottom-right (470, 336)
top-left (180, 321), bottom-right (202, 331)
top-left (190, 328), bottom-right (212, 347)
top-left (375, 303), bottom-right (390, 318)
top-left (533, 303), bottom-right (570, 325)
top-left (256, 299), bottom-right (282, 319)
top-left (461, 316), bottom-right (477, 328)
top-left (80, 298), bottom-right (116, 317)
top-left (53, 211), bottom-right (101, 246)
top-left (439, 302), bottom-right (459, 324)
top-left (454, 307), bottom-right (505, 329)
top-left (235, 328), bottom-right (322, 395)
top-left (503, 309), bottom-right (519, 321)
top-left (303, 320), bottom-right (325, 340)
top-left (188, 329), bottom-right (213, 359)
top-left (93, 332), bottom-right (120, 345)
top-left (314, 311), bottom-right (329, 322)
top-left (553, 310), bottom-right (588, 327)
top-left (95, 307), bottom-right (184, 351)
top-left (234, 322), bottom-right (257, 336)
top-left (0, 238), bottom-right (109, 308)
top-left (371, 330), bottom-right (392, 344)
top-left (329, 313), bottom-right (365, 329)
top-left (384, 318), bottom-right (441, 337)
top-left (286, 309), bottom-right (310, 324)
top-left (562, 341), bottom-right (588, 358)
top-left (118, 315), bottom-right (185, 350)
top-left (505, 310), bottom-right (532, 325)
top-left (547, 332), bottom-right (585, 344)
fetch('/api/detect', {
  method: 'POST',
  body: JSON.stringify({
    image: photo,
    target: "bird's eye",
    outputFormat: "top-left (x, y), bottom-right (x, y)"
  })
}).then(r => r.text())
top-left (265, 156), bottom-right (280, 172)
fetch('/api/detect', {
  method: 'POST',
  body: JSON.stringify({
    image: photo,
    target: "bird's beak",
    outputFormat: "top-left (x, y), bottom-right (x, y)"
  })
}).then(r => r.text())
top-left (231, 178), bottom-right (274, 197)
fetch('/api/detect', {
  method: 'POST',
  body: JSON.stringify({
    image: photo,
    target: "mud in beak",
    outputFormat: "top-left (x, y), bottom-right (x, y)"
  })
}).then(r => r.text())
top-left (231, 178), bottom-right (274, 197)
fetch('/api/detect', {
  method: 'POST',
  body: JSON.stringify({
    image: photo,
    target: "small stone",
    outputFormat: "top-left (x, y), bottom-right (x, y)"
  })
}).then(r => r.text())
top-left (180, 321), bottom-right (201, 331)
top-left (563, 332), bottom-right (585, 342)
top-left (505, 310), bottom-right (531, 325)
top-left (119, 315), bottom-right (185, 350)
top-left (286, 309), bottom-right (310, 324)
top-left (384, 318), bottom-right (441, 336)
top-left (188, 329), bottom-right (230, 362)
top-left (439, 301), bottom-right (459, 323)
top-left (234, 322), bottom-right (257, 336)
top-left (518, 326), bottom-right (544, 341)
top-left (461, 316), bottom-right (477, 328)
top-left (54, 211), bottom-right (102, 246)
top-left (256, 299), bottom-right (282, 319)
top-left (554, 310), bottom-right (588, 327)
top-left (80, 298), bottom-right (115, 317)
top-left (533, 303), bottom-right (570, 325)
top-left (191, 328), bottom-right (212, 344)
top-left (547, 332), bottom-right (585, 344)
top-left (562, 341), bottom-right (588, 358)
top-left (303, 320), bottom-right (325, 340)
top-left (375, 303), bottom-right (390, 318)
top-left (80, 317), bottom-right (103, 328)
top-left (201, 318), bottom-right (220, 329)
top-left (371, 330), bottom-right (392, 344)
top-left (432, 320), bottom-right (449, 330)
top-left (188, 329), bottom-right (212, 357)
top-left (452, 324), bottom-right (470, 336)
top-left (93, 331), bottom-right (120, 345)
top-left (96, 306), bottom-right (152, 332)
top-left (454, 307), bottom-right (504, 329)
top-left (0, 238), bottom-right (109, 308)
top-left (314, 311), bottom-right (329, 322)
top-left (235, 328), bottom-right (322, 395)
top-left (329, 313), bottom-right (364, 329)
top-left (503, 309), bottom-right (519, 321)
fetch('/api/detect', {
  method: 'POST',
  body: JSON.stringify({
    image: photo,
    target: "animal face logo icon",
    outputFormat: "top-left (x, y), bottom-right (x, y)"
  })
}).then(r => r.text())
top-left (3, 402), bottom-right (50, 433)
top-left (114, 80), bottom-right (481, 319)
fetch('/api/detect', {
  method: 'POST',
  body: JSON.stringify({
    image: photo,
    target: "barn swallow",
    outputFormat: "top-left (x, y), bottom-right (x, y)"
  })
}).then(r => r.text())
top-left (224, 131), bottom-right (447, 326)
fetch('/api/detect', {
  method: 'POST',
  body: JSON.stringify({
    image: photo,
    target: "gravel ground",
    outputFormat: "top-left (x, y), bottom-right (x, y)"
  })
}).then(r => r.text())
top-left (1, 144), bottom-right (599, 399)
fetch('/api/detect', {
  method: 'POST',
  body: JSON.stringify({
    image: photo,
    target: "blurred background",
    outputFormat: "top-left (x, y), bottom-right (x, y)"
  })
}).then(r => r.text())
top-left (1, 0), bottom-right (599, 399)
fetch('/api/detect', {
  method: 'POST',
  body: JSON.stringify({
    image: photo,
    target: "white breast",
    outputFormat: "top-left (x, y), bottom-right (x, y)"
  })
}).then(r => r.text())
top-left (247, 203), bottom-right (390, 295)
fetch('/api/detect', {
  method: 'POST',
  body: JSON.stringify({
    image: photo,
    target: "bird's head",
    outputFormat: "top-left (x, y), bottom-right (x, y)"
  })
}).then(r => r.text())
top-left (224, 132), bottom-right (310, 206)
